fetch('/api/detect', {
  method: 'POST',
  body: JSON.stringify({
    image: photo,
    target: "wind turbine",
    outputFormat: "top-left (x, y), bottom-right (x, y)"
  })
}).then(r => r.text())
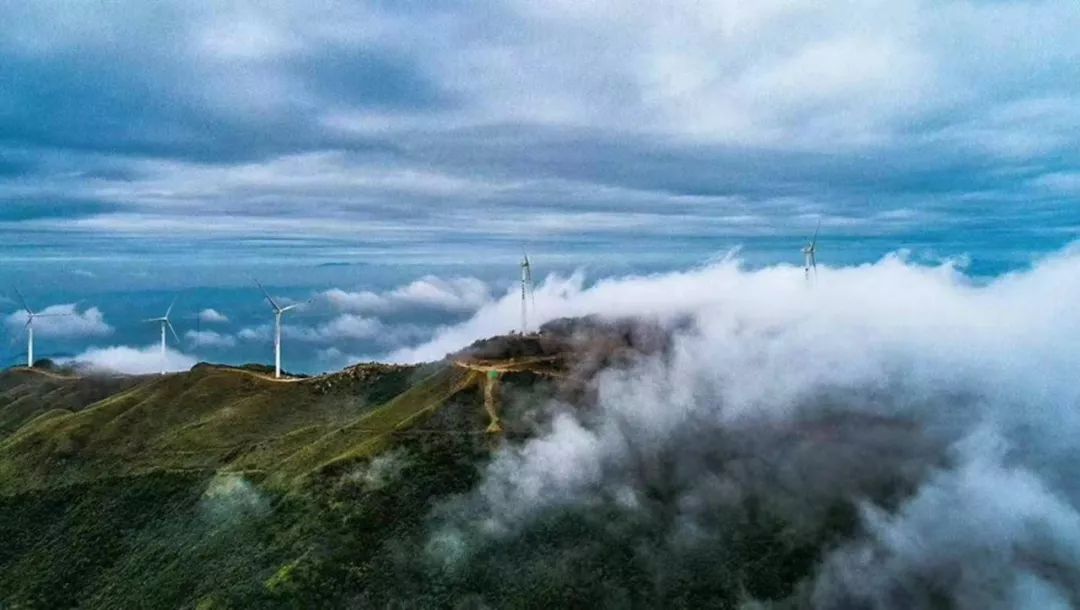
top-left (12, 289), bottom-right (69, 369)
top-left (520, 252), bottom-right (535, 334)
top-left (255, 279), bottom-right (305, 379)
top-left (144, 298), bottom-right (180, 376)
top-left (802, 220), bottom-right (820, 282)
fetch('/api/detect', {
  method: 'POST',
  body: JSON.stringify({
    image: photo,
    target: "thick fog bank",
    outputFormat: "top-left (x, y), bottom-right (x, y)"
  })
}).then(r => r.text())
top-left (414, 244), bottom-right (1080, 608)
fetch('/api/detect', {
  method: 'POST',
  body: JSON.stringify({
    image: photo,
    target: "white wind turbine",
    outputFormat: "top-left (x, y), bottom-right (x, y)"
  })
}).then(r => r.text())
top-left (144, 298), bottom-right (180, 376)
top-left (802, 221), bottom-right (821, 283)
top-left (520, 252), bottom-right (535, 334)
top-left (255, 279), bottom-right (305, 379)
top-left (12, 289), bottom-right (70, 369)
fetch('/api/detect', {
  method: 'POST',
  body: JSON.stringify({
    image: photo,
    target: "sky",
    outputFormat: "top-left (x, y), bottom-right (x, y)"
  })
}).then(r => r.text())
top-left (1, 0), bottom-right (1079, 372)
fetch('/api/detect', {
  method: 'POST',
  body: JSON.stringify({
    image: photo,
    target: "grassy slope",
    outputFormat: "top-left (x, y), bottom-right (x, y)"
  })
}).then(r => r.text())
top-left (0, 364), bottom-right (426, 490)
top-left (0, 368), bottom-right (144, 441)
top-left (0, 361), bottom-right (497, 608)
top-left (0, 355), bottom-right (878, 609)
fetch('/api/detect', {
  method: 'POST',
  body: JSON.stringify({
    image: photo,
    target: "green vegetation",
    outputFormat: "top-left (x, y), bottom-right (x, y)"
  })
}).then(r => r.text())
top-left (0, 350), bottom-right (875, 608)
top-left (0, 368), bottom-right (143, 441)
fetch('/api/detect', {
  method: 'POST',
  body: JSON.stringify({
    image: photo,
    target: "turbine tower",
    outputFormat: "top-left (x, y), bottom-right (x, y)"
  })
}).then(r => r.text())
top-left (144, 298), bottom-right (180, 376)
top-left (520, 252), bottom-right (535, 334)
top-left (12, 289), bottom-right (68, 369)
top-left (802, 221), bottom-right (820, 282)
top-left (256, 279), bottom-right (303, 379)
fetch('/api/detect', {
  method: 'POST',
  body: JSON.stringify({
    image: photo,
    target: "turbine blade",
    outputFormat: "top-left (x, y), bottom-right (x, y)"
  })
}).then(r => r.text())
top-left (282, 297), bottom-right (314, 314)
top-left (254, 279), bottom-right (281, 312)
top-left (12, 288), bottom-right (31, 315)
top-left (165, 296), bottom-right (177, 319)
top-left (811, 219), bottom-right (821, 248)
top-left (167, 320), bottom-right (181, 344)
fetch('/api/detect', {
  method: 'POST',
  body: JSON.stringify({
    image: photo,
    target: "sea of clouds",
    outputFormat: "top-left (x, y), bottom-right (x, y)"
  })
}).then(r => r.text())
top-left (399, 243), bottom-right (1080, 608)
top-left (32, 241), bottom-right (1080, 606)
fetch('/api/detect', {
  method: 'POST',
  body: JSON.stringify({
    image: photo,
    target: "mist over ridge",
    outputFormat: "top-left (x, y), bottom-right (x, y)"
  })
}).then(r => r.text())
top-left (409, 242), bottom-right (1080, 608)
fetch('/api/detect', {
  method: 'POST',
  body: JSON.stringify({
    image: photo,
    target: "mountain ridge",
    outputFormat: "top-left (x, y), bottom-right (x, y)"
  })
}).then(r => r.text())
top-left (0, 316), bottom-right (920, 608)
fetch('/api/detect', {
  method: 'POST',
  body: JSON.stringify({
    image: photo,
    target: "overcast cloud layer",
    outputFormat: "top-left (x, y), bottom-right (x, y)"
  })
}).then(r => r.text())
top-left (0, 0), bottom-right (1077, 371)
top-left (0, 0), bottom-right (1078, 275)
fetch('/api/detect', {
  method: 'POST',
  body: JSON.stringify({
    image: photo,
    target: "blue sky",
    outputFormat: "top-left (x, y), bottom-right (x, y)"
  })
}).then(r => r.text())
top-left (1, 0), bottom-right (1078, 372)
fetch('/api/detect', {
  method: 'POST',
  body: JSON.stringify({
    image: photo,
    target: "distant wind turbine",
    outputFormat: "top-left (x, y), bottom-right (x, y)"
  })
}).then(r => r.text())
top-left (802, 220), bottom-right (820, 282)
top-left (144, 298), bottom-right (180, 376)
top-left (255, 279), bottom-right (307, 379)
top-left (12, 288), bottom-right (70, 369)
top-left (520, 252), bottom-right (535, 334)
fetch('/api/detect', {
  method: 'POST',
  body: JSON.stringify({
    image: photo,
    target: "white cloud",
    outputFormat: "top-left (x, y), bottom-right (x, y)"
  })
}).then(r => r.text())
top-left (1, 1), bottom-right (1079, 267)
top-left (389, 249), bottom-right (1008, 364)
top-left (236, 314), bottom-right (427, 350)
top-left (198, 308), bottom-right (230, 324)
top-left (815, 428), bottom-right (1080, 607)
top-left (322, 276), bottom-right (492, 315)
top-left (315, 346), bottom-right (362, 370)
top-left (440, 0), bottom-right (1080, 152)
top-left (421, 242), bottom-right (1080, 607)
top-left (237, 325), bottom-right (270, 342)
top-left (237, 315), bottom-right (384, 343)
top-left (283, 314), bottom-right (391, 344)
top-left (195, 15), bottom-right (303, 61)
top-left (185, 329), bottom-right (236, 349)
top-left (67, 344), bottom-right (198, 375)
top-left (316, 346), bottom-right (346, 361)
top-left (3, 303), bottom-right (113, 338)
top-left (321, 289), bottom-right (384, 312)
top-left (307, 314), bottom-right (384, 341)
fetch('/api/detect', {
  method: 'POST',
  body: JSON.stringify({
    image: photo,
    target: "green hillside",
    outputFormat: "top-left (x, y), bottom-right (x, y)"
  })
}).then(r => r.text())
top-left (0, 326), bottom-right (918, 608)
top-left (0, 362), bottom-right (434, 491)
top-left (0, 358), bottom-right (493, 608)
top-left (0, 368), bottom-right (145, 442)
